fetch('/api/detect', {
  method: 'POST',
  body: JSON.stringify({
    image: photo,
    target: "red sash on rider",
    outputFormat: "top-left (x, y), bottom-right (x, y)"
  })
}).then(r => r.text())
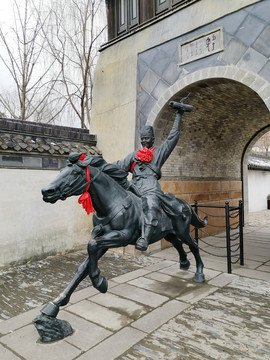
top-left (78, 154), bottom-right (95, 214)
top-left (130, 147), bottom-right (155, 173)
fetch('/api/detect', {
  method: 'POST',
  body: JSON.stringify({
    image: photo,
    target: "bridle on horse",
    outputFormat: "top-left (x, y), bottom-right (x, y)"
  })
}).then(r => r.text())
top-left (77, 154), bottom-right (101, 214)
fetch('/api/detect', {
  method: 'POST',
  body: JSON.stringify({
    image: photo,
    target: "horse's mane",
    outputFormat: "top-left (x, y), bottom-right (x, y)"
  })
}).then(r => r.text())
top-left (68, 152), bottom-right (129, 190)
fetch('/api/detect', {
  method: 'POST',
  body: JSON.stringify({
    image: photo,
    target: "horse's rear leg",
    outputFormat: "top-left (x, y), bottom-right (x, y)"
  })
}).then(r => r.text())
top-left (184, 232), bottom-right (205, 283)
top-left (165, 234), bottom-right (190, 270)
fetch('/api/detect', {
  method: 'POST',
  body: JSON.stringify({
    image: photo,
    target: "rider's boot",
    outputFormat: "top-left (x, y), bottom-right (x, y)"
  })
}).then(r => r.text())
top-left (135, 224), bottom-right (155, 251)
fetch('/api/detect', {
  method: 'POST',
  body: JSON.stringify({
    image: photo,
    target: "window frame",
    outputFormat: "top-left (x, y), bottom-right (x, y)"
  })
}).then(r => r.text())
top-left (129, 0), bottom-right (139, 28)
top-left (117, 0), bottom-right (139, 35)
top-left (117, 0), bottom-right (127, 34)
top-left (111, 0), bottom-right (199, 41)
top-left (155, 0), bottom-right (169, 14)
top-left (172, 0), bottom-right (184, 5)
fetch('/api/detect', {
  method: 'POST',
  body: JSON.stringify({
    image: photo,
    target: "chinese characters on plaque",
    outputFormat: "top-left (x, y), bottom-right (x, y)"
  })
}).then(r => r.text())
top-left (179, 27), bottom-right (223, 65)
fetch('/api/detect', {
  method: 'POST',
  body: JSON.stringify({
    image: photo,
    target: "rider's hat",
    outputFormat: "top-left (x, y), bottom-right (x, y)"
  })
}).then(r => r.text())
top-left (140, 125), bottom-right (154, 138)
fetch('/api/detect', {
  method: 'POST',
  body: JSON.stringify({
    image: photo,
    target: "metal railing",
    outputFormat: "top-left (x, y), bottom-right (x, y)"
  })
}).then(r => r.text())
top-left (192, 200), bottom-right (244, 274)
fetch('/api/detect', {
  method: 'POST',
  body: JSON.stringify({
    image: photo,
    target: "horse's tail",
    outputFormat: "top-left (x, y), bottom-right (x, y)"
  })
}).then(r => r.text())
top-left (190, 207), bottom-right (208, 228)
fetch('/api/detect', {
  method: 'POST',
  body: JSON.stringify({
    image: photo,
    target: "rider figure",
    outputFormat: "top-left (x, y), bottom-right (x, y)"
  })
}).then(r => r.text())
top-left (114, 99), bottom-right (191, 251)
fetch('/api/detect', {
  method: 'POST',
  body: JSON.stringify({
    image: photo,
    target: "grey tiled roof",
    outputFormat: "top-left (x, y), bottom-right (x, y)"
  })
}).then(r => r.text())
top-left (248, 154), bottom-right (270, 171)
top-left (0, 118), bottom-right (101, 157)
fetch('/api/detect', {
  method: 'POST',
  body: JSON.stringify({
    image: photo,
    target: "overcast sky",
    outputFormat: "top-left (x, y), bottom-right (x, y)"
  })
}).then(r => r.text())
top-left (0, 1), bottom-right (16, 88)
top-left (0, 1), bottom-right (13, 23)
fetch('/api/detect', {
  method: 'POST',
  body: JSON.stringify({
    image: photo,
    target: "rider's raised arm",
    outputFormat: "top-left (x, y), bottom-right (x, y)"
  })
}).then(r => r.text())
top-left (157, 110), bottom-right (183, 168)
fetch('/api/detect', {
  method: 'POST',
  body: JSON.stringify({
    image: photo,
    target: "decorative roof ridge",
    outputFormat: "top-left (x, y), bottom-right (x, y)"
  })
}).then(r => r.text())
top-left (0, 131), bottom-right (101, 157)
top-left (0, 118), bottom-right (101, 157)
top-left (248, 153), bottom-right (270, 171)
top-left (0, 118), bottom-right (96, 144)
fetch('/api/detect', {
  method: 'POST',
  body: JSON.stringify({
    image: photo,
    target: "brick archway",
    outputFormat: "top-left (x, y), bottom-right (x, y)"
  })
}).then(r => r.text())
top-left (146, 66), bottom-right (270, 127)
top-left (146, 66), bottom-right (270, 221)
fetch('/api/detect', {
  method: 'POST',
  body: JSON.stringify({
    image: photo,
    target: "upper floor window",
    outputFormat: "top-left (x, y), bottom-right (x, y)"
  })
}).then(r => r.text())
top-left (117, 0), bottom-right (139, 34)
top-left (107, 0), bottom-right (199, 41)
top-left (130, 0), bottom-right (139, 26)
top-left (156, 0), bottom-right (169, 14)
top-left (156, 0), bottom-right (188, 14)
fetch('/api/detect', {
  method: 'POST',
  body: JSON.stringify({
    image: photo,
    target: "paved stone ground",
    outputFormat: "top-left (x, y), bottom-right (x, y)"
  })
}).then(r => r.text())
top-left (0, 212), bottom-right (269, 360)
top-left (246, 209), bottom-right (270, 227)
top-left (0, 251), bottom-right (161, 320)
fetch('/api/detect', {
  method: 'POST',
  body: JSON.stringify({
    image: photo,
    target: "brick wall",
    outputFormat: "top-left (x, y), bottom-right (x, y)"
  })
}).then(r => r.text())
top-left (148, 78), bottom-right (270, 182)
top-left (161, 180), bottom-right (242, 205)
top-left (160, 179), bottom-right (242, 241)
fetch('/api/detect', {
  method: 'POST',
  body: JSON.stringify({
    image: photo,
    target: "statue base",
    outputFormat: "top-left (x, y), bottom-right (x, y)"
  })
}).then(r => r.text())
top-left (33, 314), bottom-right (73, 342)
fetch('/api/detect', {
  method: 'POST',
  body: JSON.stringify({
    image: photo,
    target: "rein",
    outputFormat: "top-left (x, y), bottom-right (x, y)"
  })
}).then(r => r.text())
top-left (65, 169), bottom-right (100, 200)
top-left (77, 154), bottom-right (98, 214)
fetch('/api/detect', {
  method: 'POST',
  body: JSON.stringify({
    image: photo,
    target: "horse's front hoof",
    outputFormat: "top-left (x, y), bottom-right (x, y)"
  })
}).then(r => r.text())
top-left (135, 237), bottom-right (148, 251)
top-left (96, 276), bottom-right (108, 293)
top-left (180, 259), bottom-right (190, 270)
top-left (41, 302), bottom-right (59, 318)
top-left (194, 272), bottom-right (205, 283)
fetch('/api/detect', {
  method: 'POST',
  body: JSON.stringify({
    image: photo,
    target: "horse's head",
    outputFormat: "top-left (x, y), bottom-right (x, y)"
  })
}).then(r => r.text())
top-left (41, 153), bottom-right (105, 203)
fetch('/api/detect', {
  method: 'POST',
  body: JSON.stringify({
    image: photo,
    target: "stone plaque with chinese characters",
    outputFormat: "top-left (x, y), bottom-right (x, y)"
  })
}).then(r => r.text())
top-left (179, 27), bottom-right (223, 65)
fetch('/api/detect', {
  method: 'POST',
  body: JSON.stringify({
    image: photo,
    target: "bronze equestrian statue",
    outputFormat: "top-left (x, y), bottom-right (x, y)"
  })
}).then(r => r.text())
top-left (34, 98), bottom-right (207, 342)
top-left (113, 98), bottom-right (193, 251)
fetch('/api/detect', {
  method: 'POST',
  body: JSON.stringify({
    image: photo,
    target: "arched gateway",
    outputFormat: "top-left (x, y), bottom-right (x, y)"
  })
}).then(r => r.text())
top-left (91, 0), bottom-right (270, 241)
top-left (146, 67), bottom-right (270, 222)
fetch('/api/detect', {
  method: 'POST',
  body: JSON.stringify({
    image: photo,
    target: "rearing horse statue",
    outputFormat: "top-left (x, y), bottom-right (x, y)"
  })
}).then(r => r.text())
top-left (40, 152), bottom-right (207, 319)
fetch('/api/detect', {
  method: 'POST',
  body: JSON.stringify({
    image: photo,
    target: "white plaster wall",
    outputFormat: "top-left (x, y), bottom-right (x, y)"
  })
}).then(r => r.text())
top-left (248, 170), bottom-right (270, 212)
top-left (0, 168), bottom-right (92, 267)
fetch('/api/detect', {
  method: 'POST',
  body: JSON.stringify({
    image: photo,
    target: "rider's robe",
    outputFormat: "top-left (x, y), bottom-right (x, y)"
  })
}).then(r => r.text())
top-left (114, 114), bottom-right (184, 217)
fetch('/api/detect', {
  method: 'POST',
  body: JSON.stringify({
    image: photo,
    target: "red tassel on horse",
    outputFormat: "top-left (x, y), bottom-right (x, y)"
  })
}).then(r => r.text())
top-left (78, 191), bottom-right (94, 214)
top-left (78, 154), bottom-right (95, 214)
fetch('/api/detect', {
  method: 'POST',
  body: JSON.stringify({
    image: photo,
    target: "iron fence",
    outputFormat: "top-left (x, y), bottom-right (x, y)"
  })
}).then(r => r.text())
top-left (191, 200), bottom-right (244, 274)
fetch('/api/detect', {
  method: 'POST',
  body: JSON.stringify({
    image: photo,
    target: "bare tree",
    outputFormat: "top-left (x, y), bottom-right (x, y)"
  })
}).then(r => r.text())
top-left (252, 131), bottom-right (270, 156)
top-left (43, 0), bottom-right (107, 129)
top-left (0, 0), bottom-right (65, 123)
